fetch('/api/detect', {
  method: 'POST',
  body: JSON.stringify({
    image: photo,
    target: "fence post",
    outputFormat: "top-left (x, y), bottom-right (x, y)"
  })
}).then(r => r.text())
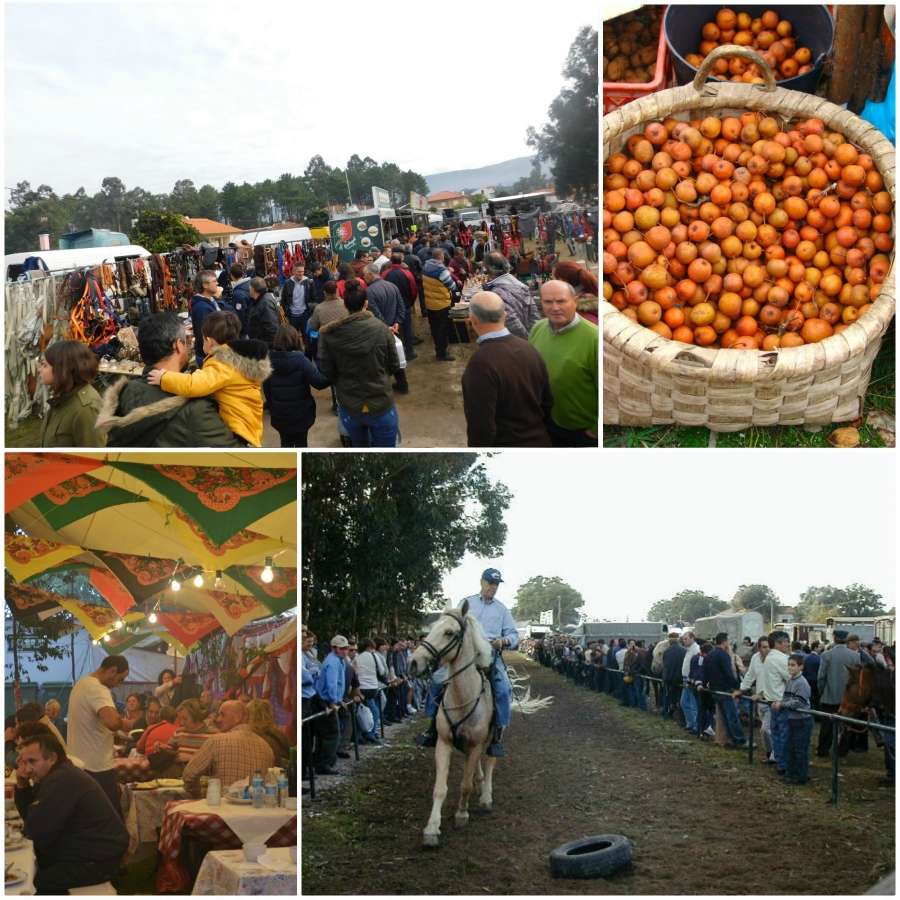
top-left (830, 717), bottom-right (841, 805)
top-left (748, 698), bottom-right (756, 765)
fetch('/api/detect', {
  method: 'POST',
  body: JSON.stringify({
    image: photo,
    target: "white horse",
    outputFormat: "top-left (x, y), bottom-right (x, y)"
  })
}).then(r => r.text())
top-left (408, 600), bottom-right (552, 848)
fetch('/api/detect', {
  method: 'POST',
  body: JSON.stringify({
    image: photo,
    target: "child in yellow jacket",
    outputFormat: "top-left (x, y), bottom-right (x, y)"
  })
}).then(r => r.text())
top-left (147, 310), bottom-right (271, 446)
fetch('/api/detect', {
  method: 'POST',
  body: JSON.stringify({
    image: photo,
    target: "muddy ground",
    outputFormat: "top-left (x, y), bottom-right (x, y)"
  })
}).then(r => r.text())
top-left (302, 655), bottom-right (895, 895)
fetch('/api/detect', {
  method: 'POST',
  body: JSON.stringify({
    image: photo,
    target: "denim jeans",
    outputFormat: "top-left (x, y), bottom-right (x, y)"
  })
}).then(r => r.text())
top-left (770, 705), bottom-right (789, 770)
top-left (715, 696), bottom-right (747, 744)
top-left (361, 688), bottom-right (381, 740)
top-left (785, 717), bottom-right (813, 782)
top-left (547, 418), bottom-right (599, 448)
top-left (681, 681), bottom-right (699, 731)
top-left (339, 404), bottom-right (399, 447)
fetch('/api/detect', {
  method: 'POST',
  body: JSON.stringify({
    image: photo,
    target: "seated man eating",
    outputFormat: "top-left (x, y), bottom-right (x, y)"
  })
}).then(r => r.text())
top-left (13, 733), bottom-right (128, 895)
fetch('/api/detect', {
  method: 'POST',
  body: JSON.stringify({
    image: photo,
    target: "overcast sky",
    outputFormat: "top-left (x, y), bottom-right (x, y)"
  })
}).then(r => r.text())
top-left (441, 452), bottom-right (896, 622)
top-left (4, 2), bottom-right (593, 201)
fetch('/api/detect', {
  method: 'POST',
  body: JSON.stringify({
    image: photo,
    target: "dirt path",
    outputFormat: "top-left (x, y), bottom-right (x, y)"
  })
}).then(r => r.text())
top-left (302, 655), bottom-right (894, 895)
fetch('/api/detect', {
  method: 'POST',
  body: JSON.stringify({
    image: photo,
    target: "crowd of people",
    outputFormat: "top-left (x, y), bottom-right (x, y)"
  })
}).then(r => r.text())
top-left (6, 656), bottom-right (296, 894)
top-left (37, 222), bottom-right (599, 449)
top-left (301, 627), bottom-right (422, 782)
top-left (526, 629), bottom-right (895, 788)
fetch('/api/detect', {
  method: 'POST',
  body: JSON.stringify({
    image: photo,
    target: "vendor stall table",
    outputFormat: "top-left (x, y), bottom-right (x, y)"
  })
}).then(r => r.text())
top-left (5, 836), bottom-right (36, 896)
top-left (191, 848), bottom-right (296, 896)
top-left (157, 798), bottom-right (297, 894)
top-left (121, 783), bottom-right (191, 858)
top-left (114, 756), bottom-right (155, 784)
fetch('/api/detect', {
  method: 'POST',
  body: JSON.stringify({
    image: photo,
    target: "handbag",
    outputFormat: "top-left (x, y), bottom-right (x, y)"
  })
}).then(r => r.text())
top-left (356, 704), bottom-right (374, 734)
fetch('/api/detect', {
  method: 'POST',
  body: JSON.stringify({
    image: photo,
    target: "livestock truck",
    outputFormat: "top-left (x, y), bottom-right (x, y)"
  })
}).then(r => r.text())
top-left (691, 610), bottom-right (765, 645)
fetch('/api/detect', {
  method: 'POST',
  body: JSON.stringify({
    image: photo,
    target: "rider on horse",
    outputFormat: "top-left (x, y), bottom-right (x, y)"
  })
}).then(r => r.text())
top-left (417, 568), bottom-right (519, 757)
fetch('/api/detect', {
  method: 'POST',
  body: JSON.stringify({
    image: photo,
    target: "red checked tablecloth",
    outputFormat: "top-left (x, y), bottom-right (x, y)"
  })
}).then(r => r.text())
top-left (156, 799), bottom-right (297, 894)
top-left (114, 756), bottom-right (155, 784)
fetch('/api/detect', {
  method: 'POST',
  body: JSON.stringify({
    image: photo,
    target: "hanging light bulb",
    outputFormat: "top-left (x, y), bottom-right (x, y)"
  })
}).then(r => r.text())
top-left (148, 612), bottom-right (158, 624)
top-left (115, 619), bottom-right (123, 630)
top-left (193, 572), bottom-right (205, 588)
top-left (261, 558), bottom-right (274, 584)
top-left (103, 633), bottom-right (111, 642)
top-left (92, 639), bottom-right (99, 646)
top-left (171, 576), bottom-right (181, 591)
top-left (215, 570), bottom-right (224, 589)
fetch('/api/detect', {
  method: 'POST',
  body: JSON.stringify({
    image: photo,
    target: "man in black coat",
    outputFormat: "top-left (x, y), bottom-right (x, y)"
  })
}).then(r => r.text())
top-left (280, 261), bottom-right (316, 334)
top-left (662, 634), bottom-right (687, 720)
top-left (248, 277), bottom-right (281, 349)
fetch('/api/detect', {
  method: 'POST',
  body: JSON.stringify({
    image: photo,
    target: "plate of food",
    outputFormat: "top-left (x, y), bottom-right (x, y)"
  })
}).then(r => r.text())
top-left (133, 780), bottom-right (159, 790)
top-left (4, 809), bottom-right (21, 821)
top-left (223, 793), bottom-right (253, 805)
top-left (156, 779), bottom-right (184, 787)
top-left (5, 833), bottom-right (26, 850)
top-left (5, 867), bottom-right (27, 887)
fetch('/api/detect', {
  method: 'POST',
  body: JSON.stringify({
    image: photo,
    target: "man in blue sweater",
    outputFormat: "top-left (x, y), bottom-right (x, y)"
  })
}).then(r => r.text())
top-left (313, 635), bottom-right (349, 775)
top-left (704, 632), bottom-right (748, 748)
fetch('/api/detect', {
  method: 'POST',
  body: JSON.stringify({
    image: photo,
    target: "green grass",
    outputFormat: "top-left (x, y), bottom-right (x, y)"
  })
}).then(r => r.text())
top-left (604, 320), bottom-right (895, 448)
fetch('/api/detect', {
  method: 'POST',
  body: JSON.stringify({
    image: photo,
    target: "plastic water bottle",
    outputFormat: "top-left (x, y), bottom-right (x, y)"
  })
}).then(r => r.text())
top-left (264, 768), bottom-right (277, 808)
top-left (276, 767), bottom-right (289, 808)
top-left (252, 769), bottom-right (264, 809)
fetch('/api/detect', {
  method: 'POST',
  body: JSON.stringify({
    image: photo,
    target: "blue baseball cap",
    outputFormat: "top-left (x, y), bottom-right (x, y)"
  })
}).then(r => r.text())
top-left (482, 568), bottom-right (503, 583)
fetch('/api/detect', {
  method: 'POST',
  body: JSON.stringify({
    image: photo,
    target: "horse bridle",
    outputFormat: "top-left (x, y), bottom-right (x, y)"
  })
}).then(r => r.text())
top-left (418, 611), bottom-right (477, 681)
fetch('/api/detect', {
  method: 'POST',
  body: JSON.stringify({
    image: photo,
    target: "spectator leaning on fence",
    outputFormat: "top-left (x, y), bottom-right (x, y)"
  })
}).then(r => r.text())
top-left (680, 632), bottom-right (701, 733)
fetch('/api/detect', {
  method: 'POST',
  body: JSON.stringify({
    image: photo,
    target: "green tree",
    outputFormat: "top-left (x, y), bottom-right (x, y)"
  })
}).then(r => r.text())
top-left (646, 589), bottom-right (726, 624)
top-left (526, 25), bottom-right (598, 198)
top-left (302, 454), bottom-right (510, 639)
top-left (169, 179), bottom-right (200, 216)
top-left (837, 583), bottom-right (886, 617)
top-left (305, 208), bottom-right (329, 228)
top-left (512, 576), bottom-right (583, 627)
top-left (731, 584), bottom-right (779, 614)
top-left (469, 193), bottom-right (487, 207)
top-left (195, 185), bottom-right (221, 219)
top-left (99, 176), bottom-right (129, 232)
top-left (130, 210), bottom-right (203, 254)
top-left (304, 155), bottom-right (334, 204)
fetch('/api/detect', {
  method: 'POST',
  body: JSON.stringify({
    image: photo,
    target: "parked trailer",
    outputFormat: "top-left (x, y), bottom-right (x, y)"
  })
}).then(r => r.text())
top-left (874, 616), bottom-right (895, 646)
top-left (790, 622), bottom-right (827, 644)
top-left (825, 617), bottom-right (876, 643)
top-left (692, 610), bottom-right (765, 645)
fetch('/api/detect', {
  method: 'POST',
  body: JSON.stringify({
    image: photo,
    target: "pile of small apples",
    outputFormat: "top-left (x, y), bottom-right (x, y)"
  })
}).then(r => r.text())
top-left (603, 113), bottom-right (893, 349)
top-left (687, 9), bottom-right (813, 84)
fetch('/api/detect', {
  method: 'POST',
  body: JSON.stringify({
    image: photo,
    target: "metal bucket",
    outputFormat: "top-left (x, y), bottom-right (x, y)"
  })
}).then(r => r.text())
top-left (664, 4), bottom-right (834, 95)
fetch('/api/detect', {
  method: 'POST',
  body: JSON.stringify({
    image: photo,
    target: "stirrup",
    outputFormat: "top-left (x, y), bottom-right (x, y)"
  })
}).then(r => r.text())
top-left (416, 730), bottom-right (438, 748)
top-left (487, 740), bottom-right (505, 757)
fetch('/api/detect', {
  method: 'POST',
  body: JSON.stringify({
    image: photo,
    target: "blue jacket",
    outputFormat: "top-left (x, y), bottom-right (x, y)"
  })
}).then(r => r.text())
top-left (703, 646), bottom-right (740, 692)
top-left (364, 279), bottom-right (405, 328)
top-left (189, 294), bottom-right (220, 364)
top-left (315, 651), bottom-right (346, 703)
top-left (263, 349), bottom-right (330, 434)
top-left (231, 278), bottom-right (252, 336)
top-left (302, 665), bottom-right (317, 699)
top-left (310, 270), bottom-right (334, 304)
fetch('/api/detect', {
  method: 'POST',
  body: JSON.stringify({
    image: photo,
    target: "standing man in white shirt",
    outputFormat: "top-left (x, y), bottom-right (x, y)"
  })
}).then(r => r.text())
top-left (66, 655), bottom-right (130, 819)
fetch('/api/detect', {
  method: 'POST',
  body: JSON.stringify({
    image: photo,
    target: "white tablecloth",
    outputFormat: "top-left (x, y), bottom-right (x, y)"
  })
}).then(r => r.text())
top-left (5, 838), bottom-right (36, 896)
top-left (173, 799), bottom-right (295, 847)
top-left (191, 848), bottom-right (296, 896)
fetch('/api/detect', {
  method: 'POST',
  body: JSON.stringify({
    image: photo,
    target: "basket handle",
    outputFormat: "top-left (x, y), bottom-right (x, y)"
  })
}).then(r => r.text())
top-left (693, 45), bottom-right (778, 92)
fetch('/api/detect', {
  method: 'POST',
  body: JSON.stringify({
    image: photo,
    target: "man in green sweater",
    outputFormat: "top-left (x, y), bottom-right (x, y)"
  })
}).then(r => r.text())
top-left (528, 280), bottom-right (598, 447)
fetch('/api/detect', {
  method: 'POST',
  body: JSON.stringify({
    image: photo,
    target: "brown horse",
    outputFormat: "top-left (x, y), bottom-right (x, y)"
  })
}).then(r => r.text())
top-left (408, 601), bottom-right (551, 848)
top-left (838, 663), bottom-right (895, 723)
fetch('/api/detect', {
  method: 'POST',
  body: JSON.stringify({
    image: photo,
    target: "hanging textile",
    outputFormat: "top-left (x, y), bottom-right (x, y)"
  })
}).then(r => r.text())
top-left (5, 532), bottom-right (84, 583)
top-left (155, 611), bottom-right (221, 649)
top-left (56, 600), bottom-right (141, 641)
top-left (195, 590), bottom-right (268, 637)
top-left (5, 583), bottom-right (67, 621)
top-left (105, 461), bottom-right (297, 547)
top-left (90, 550), bottom-right (195, 604)
top-left (224, 565), bottom-right (297, 615)
top-left (28, 474), bottom-right (149, 532)
top-left (148, 501), bottom-right (288, 570)
top-left (88, 565), bottom-right (137, 617)
top-left (101, 630), bottom-right (148, 655)
top-left (276, 246), bottom-right (285, 285)
top-left (5, 453), bottom-right (103, 512)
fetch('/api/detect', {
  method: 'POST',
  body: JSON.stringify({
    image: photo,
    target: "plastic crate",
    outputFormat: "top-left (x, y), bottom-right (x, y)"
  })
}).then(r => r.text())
top-left (603, 6), bottom-right (672, 113)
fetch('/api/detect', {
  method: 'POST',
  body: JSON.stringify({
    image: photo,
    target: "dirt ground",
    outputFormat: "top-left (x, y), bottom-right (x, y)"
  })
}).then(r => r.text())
top-left (302, 655), bottom-right (895, 895)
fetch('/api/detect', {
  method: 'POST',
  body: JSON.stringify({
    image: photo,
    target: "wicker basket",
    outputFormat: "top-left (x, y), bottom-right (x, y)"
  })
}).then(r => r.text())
top-left (603, 48), bottom-right (896, 431)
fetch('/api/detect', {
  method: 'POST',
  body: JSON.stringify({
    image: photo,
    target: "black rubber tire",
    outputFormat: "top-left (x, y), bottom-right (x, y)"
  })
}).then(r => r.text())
top-left (549, 834), bottom-right (633, 879)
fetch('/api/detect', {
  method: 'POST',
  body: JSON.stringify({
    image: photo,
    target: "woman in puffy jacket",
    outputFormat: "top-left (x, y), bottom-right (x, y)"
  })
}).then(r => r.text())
top-left (264, 324), bottom-right (331, 447)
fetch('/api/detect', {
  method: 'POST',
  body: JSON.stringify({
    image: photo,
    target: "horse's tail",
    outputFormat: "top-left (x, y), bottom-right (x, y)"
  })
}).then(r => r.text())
top-left (514, 686), bottom-right (553, 716)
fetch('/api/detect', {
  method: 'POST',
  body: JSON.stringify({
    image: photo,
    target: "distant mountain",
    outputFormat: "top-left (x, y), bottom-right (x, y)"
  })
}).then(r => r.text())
top-left (424, 155), bottom-right (551, 196)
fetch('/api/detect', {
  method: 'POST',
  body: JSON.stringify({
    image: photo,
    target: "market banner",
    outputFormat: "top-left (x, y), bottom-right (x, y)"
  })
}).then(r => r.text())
top-left (105, 462), bottom-right (297, 547)
top-left (100, 630), bottom-right (148, 655)
top-left (372, 186), bottom-right (392, 209)
top-left (5, 583), bottom-right (68, 622)
top-left (330, 214), bottom-right (385, 263)
top-left (5, 532), bottom-right (84, 583)
top-left (90, 551), bottom-right (198, 604)
top-left (155, 612), bottom-right (221, 650)
top-left (56, 600), bottom-right (142, 641)
top-left (149, 501), bottom-right (287, 567)
top-left (29, 474), bottom-right (149, 532)
top-left (410, 191), bottom-right (429, 212)
top-left (197, 590), bottom-right (268, 637)
top-left (5, 453), bottom-right (103, 512)
top-left (225, 565), bottom-right (297, 616)
top-left (88, 566), bottom-right (137, 617)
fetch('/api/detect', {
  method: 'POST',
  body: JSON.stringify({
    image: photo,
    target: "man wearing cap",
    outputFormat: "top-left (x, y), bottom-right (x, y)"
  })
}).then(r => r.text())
top-left (815, 629), bottom-right (861, 758)
top-left (455, 568), bottom-right (519, 756)
top-left (312, 636), bottom-right (350, 776)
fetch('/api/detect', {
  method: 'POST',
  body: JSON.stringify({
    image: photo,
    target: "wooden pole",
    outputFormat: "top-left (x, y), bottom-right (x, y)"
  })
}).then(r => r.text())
top-left (827, 5), bottom-right (868, 106)
top-left (850, 6), bottom-right (886, 113)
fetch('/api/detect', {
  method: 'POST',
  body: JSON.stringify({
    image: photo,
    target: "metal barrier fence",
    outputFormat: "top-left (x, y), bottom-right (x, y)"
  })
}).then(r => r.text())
top-left (543, 657), bottom-right (895, 806)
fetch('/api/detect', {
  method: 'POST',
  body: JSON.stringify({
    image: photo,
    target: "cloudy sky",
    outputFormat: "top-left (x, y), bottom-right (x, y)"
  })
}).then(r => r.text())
top-left (4, 2), bottom-right (593, 201)
top-left (441, 452), bottom-right (896, 622)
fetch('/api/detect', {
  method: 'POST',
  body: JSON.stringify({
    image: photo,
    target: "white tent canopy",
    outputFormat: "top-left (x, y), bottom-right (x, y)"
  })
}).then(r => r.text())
top-left (232, 227), bottom-right (312, 246)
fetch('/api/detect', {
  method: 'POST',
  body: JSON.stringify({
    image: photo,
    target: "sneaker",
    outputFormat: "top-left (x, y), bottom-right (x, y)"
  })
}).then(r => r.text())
top-left (703, 726), bottom-right (715, 737)
top-left (392, 381), bottom-right (410, 395)
top-left (406, 350), bottom-right (419, 360)
top-left (415, 731), bottom-right (438, 748)
top-left (436, 353), bottom-right (456, 362)
top-left (406, 704), bottom-right (417, 714)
